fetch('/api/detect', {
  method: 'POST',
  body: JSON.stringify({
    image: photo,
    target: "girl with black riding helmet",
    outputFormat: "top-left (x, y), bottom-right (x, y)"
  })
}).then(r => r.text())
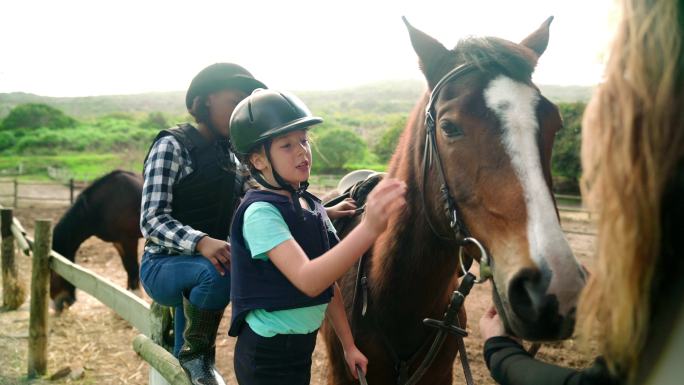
top-left (228, 89), bottom-right (407, 384)
top-left (139, 63), bottom-right (266, 385)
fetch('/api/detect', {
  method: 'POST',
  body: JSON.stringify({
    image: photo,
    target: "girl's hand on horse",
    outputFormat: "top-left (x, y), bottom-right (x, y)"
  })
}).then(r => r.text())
top-left (326, 198), bottom-right (357, 219)
top-left (196, 236), bottom-right (231, 276)
top-left (362, 178), bottom-right (407, 236)
top-left (343, 344), bottom-right (368, 379)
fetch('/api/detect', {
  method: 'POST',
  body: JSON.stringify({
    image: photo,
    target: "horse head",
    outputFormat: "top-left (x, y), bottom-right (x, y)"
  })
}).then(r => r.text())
top-left (404, 17), bottom-right (586, 341)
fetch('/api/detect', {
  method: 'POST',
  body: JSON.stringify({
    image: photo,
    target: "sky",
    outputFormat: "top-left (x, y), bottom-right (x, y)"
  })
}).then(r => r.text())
top-left (0, 0), bottom-right (618, 97)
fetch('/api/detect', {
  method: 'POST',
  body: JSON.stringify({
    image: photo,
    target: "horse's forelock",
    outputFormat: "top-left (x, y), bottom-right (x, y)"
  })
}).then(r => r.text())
top-left (451, 37), bottom-right (538, 83)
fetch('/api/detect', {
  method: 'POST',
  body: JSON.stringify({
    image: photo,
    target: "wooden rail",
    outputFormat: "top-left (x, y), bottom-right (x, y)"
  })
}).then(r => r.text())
top-left (48, 249), bottom-right (152, 336)
top-left (134, 334), bottom-right (191, 385)
top-left (0, 178), bottom-right (77, 207)
top-left (0, 211), bottom-right (187, 385)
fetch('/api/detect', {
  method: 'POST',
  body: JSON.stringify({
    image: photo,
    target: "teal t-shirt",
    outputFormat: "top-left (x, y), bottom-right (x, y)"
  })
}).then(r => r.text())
top-left (242, 201), bottom-right (336, 337)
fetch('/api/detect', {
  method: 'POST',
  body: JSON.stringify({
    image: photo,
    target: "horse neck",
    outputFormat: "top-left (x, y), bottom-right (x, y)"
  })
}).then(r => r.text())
top-left (52, 200), bottom-right (93, 261)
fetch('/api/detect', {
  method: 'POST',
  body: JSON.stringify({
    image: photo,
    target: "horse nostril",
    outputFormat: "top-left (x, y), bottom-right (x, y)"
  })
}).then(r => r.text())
top-left (507, 268), bottom-right (545, 323)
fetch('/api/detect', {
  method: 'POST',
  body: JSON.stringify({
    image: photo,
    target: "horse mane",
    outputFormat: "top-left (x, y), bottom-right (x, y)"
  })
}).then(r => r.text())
top-left (450, 36), bottom-right (538, 82)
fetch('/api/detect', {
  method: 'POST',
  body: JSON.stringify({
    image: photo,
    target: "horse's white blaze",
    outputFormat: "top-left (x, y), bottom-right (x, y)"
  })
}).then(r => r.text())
top-left (483, 75), bottom-right (583, 316)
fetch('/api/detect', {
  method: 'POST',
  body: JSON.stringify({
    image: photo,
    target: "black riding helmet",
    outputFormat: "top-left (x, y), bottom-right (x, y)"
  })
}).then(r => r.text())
top-left (230, 89), bottom-right (322, 155)
top-left (230, 89), bottom-right (323, 218)
top-left (185, 63), bottom-right (266, 110)
top-left (186, 63), bottom-right (266, 139)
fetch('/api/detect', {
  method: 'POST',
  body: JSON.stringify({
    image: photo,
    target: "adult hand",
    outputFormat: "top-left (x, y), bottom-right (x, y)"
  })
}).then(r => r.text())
top-left (479, 305), bottom-right (508, 340)
top-left (325, 198), bottom-right (358, 219)
top-left (362, 178), bottom-right (407, 236)
top-left (196, 236), bottom-right (231, 276)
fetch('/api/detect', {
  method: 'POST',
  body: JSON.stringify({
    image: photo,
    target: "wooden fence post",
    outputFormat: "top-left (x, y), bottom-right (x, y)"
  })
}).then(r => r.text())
top-left (28, 219), bottom-right (51, 378)
top-left (149, 302), bottom-right (175, 385)
top-left (13, 178), bottom-right (18, 208)
top-left (1, 208), bottom-right (26, 310)
top-left (150, 302), bottom-right (174, 352)
top-left (69, 179), bottom-right (74, 204)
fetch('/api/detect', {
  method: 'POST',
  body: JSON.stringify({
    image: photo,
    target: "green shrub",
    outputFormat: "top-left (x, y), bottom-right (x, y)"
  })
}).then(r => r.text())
top-left (311, 128), bottom-right (367, 173)
top-left (141, 112), bottom-right (169, 130)
top-left (1, 103), bottom-right (77, 130)
top-left (373, 116), bottom-right (406, 163)
top-left (0, 131), bottom-right (15, 152)
top-left (552, 102), bottom-right (585, 191)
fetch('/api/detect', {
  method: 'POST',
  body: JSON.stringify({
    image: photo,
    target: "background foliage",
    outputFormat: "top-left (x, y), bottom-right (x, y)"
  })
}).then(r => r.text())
top-left (0, 83), bottom-right (587, 191)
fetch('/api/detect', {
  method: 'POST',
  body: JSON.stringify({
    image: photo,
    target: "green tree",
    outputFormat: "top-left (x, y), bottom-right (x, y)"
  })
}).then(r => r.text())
top-left (0, 131), bottom-right (15, 152)
top-left (373, 116), bottom-right (406, 163)
top-left (312, 128), bottom-right (366, 172)
top-left (552, 102), bottom-right (585, 189)
top-left (1, 103), bottom-right (77, 130)
top-left (141, 111), bottom-right (169, 130)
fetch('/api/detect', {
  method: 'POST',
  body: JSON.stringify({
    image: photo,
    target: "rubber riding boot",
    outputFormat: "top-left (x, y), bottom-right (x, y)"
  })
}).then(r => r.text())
top-left (177, 297), bottom-right (226, 385)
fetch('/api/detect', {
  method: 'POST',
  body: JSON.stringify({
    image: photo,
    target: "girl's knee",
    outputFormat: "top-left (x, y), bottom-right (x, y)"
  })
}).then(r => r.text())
top-left (196, 258), bottom-right (228, 283)
top-left (197, 261), bottom-right (231, 289)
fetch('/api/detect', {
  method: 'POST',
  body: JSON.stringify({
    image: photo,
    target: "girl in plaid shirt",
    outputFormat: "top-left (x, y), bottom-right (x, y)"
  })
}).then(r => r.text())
top-left (140, 63), bottom-right (266, 385)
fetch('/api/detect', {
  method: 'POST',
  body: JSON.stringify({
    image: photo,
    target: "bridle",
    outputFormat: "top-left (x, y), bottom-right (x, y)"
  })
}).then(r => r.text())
top-left (420, 61), bottom-right (495, 284)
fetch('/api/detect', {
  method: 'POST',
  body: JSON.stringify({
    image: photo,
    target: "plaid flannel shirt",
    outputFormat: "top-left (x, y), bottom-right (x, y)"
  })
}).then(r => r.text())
top-left (141, 135), bottom-right (204, 255)
top-left (141, 131), bottom-right (258, 255)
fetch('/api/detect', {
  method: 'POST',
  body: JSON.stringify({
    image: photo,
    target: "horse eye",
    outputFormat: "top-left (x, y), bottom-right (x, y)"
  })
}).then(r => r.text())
top-left (440, 120), bottom-right (464, 137)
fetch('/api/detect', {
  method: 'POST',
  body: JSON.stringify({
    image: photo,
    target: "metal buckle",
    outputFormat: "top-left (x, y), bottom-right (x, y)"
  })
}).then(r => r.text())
top-left (458, 237), bottom-right (492, 284)
top-left (449, 208), bottom-right (459, 230)
top-left (423, 272), bottom-right (474, 337)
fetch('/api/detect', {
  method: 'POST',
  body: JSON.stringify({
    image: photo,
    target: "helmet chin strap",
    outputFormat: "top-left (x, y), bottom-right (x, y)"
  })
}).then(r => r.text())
top-left (255, 141), bottom-right (310, 220)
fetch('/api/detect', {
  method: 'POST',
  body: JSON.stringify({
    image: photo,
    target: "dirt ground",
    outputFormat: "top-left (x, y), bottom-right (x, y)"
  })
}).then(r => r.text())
top-left (0, 185), bottom-right (597, 385)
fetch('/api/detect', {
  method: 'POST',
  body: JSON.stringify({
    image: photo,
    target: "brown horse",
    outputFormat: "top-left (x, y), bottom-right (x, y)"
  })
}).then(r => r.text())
top-left (323, 18), bottom-right (586, 384)
top-left (50, 170), bottom-right (143, 312)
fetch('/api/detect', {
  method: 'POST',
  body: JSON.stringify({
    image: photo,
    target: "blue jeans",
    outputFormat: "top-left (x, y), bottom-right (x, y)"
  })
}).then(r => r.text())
top-left (140, 251), bottom-right (231, 356)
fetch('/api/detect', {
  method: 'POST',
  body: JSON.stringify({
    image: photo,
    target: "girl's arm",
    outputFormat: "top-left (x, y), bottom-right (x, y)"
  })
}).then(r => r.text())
top-left (326, 283), bottom-right (367, 379)
top-left (266, 178), bottom-right (406, 297)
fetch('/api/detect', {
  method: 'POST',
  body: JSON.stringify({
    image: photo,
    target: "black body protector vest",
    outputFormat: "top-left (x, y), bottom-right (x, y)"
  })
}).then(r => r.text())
top-left (144, 123), bottom-right (243, 242)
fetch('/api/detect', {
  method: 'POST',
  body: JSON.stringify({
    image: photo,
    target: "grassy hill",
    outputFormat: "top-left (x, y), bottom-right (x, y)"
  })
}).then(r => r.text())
top-left (0, 80), bottom-right (593, 119)
top-left (0, 81), bottom-right (590, 190)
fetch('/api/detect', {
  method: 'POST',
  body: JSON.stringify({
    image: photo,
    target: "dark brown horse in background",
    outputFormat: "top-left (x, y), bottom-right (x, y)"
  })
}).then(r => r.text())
top-left (51, 170), bottom-right (143, 312)
top-left (323, 18), bottom-right (586, 384)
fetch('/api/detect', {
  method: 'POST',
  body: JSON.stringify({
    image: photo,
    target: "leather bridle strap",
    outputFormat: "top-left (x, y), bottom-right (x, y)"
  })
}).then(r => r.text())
top-left (420, 62), bottom-right (488, 244)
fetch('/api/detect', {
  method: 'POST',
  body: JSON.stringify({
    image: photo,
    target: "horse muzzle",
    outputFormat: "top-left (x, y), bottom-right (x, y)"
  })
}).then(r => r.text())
top-left (497, 268), bottom-right (578, 341)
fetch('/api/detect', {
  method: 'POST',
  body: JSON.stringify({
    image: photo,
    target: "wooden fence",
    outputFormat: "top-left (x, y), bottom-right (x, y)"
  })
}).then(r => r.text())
top-left (0, 186), bottom-right (594, 384)
top-left (0, 207), bottom-right (190, 385)
top-left (0, 178), bottom-right (81, 208)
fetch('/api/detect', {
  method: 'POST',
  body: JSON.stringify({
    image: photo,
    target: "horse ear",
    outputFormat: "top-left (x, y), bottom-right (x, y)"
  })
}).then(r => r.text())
top-left (402, 17), bottom-right (449, 85)
top-left (520, 16), bottom-right (554, 57)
